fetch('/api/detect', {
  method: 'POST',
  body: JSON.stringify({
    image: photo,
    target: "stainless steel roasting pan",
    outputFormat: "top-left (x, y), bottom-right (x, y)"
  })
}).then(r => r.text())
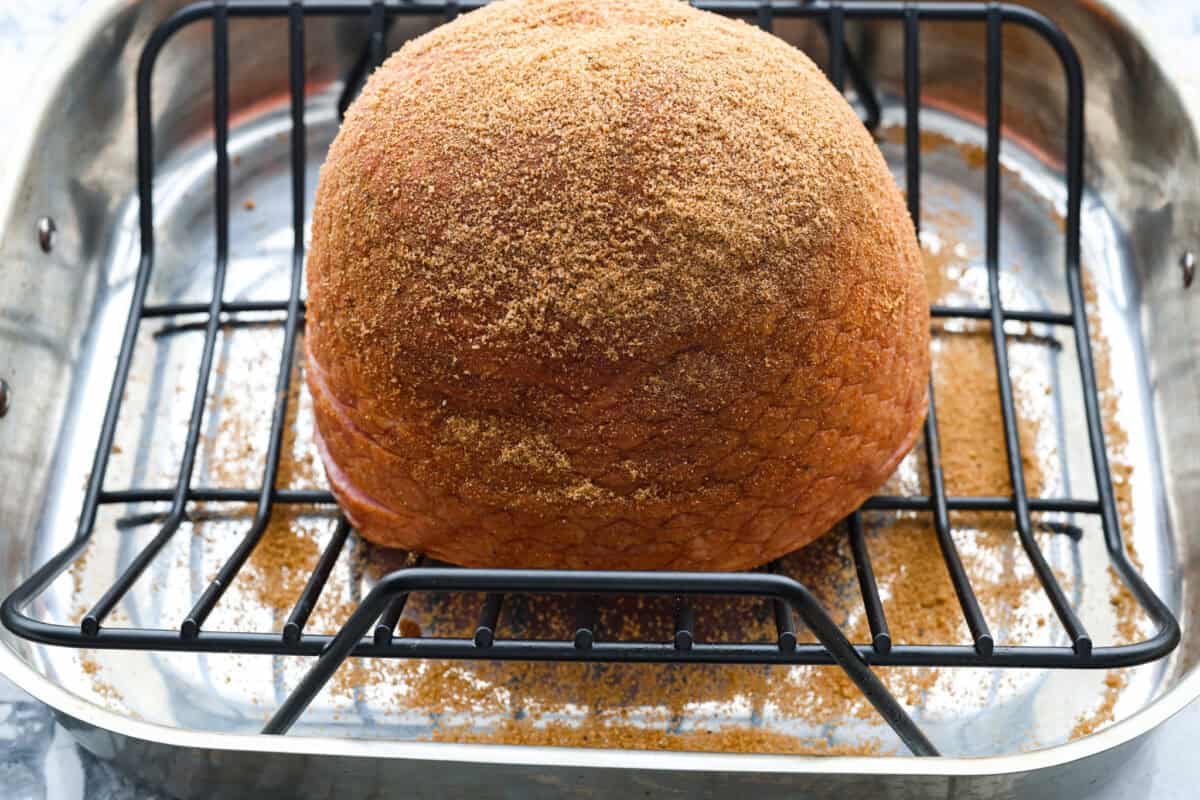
top-left (1, 0), bottom-right (1199, 797)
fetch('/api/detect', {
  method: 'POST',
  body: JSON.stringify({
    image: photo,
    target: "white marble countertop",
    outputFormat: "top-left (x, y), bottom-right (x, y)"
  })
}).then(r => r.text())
top-left (1, 2), bottom-right (1198, 798)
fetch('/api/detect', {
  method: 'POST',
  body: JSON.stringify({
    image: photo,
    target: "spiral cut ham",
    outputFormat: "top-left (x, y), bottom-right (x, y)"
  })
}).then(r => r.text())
top-left (304, 0), bottom-right (930, 570)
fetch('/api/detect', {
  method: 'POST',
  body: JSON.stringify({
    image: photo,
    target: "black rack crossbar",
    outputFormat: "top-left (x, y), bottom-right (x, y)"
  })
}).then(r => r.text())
top-left (8, 589), bottom-right (1175, 669)
top-left (0, 0), bottom-right (1180, 760)
top-left (253, 569), bottom-right (938, 743)
top-left (284, 516), bottom-right (352, 644)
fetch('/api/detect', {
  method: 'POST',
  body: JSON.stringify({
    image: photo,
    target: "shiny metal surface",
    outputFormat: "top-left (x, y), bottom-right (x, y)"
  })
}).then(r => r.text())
top-left (36, 216), bottom-right (56, 255)
top-left (1, 0), bottom-right (1199, 797)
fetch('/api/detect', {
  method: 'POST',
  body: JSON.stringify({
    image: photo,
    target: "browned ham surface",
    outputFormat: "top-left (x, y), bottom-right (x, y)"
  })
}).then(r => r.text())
top-left (304, 0), bottom-right (930, 570)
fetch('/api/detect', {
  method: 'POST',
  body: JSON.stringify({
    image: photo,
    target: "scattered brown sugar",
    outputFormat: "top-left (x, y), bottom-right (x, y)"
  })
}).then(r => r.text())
top-left (202, 331), bottom-right (319, 491)
top-left (429, 718), bottom-right (887, 756)
top-left (922, 229), bottom-right (970, 305)
top-left (880, 126), bottom-right (989, 170)
top-left (80, 654), bottom-right (123, 704)
top-left (236, 507), bottom-right (321, 612)
top-left (881, 125), bottom-right (1065, 231)
top-left (68, 538), bottom-right (93, 607)
top-left (1065, 272), bottom-right (1148, 741)
top-left (92, 681), bottom-right (123, 702)
top-left (932, 320), bottom-right (1045, 501)
top-left (1070, 670), bottom-right (1128, 740)
top-left (1085, 275), bottom-right (1141, 571)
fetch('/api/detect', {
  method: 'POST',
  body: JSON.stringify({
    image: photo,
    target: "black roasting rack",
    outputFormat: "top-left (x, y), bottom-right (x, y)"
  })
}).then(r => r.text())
top-left (0, 0), bottom-right (1182, 758)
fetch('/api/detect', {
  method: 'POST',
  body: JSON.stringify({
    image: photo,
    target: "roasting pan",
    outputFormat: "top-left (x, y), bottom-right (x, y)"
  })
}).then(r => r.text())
top-left (1, 0), bottom-right (1199, 797)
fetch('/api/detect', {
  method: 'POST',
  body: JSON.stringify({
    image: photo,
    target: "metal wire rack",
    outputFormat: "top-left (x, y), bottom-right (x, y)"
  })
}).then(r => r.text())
top-left (0, 0), bottom-right (1182, 758)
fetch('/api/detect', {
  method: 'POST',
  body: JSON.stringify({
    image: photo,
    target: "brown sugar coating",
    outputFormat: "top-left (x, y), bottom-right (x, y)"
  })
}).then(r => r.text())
top-left (306, 0), bottom-right (930, 569)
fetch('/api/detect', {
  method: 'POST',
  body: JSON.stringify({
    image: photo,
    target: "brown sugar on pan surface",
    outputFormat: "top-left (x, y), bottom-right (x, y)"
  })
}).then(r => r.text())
top-left (429, 718), bottom-right (886, 756)
top-left (304, 0), bottom-right (930, 571)
top-left (1066, 275), bottom-right (1150, 740)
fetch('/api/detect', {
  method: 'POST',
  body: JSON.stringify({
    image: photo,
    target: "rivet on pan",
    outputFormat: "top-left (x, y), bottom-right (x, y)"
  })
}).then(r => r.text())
top-left (0, 378), bottom-right (10, 418)
top-left (1183, 251), bottom-right (1196, 289)
top-left (37, 217), bottom-right (56, 253)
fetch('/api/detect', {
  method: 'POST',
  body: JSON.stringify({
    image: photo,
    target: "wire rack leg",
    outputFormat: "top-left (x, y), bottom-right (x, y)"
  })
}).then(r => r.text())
top-left (262, 570), bottom-right (939, 756)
